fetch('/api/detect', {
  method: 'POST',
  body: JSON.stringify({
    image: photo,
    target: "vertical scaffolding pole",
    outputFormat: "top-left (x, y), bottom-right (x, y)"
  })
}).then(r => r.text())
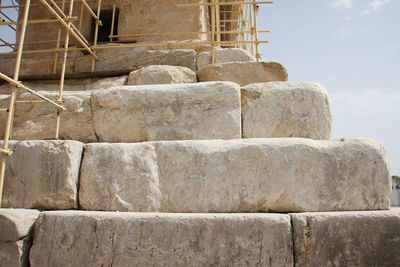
top-left (91, 0), bottom-right (102, 72)
top-left (210, 0), bottom-right (216, 63)
top-left (55, 0), bottom-right (74, 139)
top-left (252, 0), bottom-right (260, 61)
top-left (109, 2), bottom-right (116, 42)
top-left (53, 0), bottom-right (66, 74)
top-left (0, 0), bottom-right (31, 207)
top-left (215, 0), bottom-right (221, 47)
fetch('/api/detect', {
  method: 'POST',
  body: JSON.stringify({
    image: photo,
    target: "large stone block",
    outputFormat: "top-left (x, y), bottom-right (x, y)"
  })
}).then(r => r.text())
top-left (1, 141), bottom-right (83, 210)
top-left (0, 209), bottom-right (40, 267)
top-left (197, 61), bottom-right (288, 86)
top-left (78, 138), bottom-right (390, 212)
top-left (29, 211), bottom-right (293, 267)
top-left (79, 143), bottom-right (161, 212)
top-left (291, 208), bottom-right (400, 266)
top-left (127, 65), bottom-right (197, 85)
top-left (241, 82), bottom-right (332, 139)
top-left (91, 82), bottom-right (241, 142)
top-left (75, 48), bottom-right (197, 74)
top-left (196, 48), bottom-right (255, 70)
top-left (0, 91), bottom-right (97, 142)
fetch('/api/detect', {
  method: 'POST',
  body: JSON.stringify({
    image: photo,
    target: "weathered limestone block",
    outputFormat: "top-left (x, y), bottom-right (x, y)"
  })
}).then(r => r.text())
top-left (0, 76), bottom-right (127, 94)
top-left (0, 209), bottom-right (40, 267)
top-left (127, 65), bottom-right (197, 85)
top-left (91, 82), bottom-right (241, 142)
top-left (29, 211), bottom-right (293, 267)
top-left (1, 141), bottom-right (83, 210)
top-left (197, 48), bottom-right (255, 70)
top-left (291, 208), bottom-right (400, 266)
top-left (156, 138), bottom-right (390, 212)
top-left (197, 61), bottom-right (288, 86)
top-left (0, 91), bottom-right (96, 142)
top-left (79, 143), bottom-right (161, 212)
top-left (75, 48), bottom-right (197, 74)
top-left (241, 82), bottom-right (332, 139)
top-left (78, 138), bottom-right (390, 212)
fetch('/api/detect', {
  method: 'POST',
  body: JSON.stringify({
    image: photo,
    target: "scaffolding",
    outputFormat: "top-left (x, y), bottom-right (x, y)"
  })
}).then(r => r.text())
top-left (0, 0), bottom-right (272, 207)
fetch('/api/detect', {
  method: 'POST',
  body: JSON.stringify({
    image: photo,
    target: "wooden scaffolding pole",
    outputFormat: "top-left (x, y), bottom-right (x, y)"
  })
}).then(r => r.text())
top-left (0, 0), bottom-right (31, 208)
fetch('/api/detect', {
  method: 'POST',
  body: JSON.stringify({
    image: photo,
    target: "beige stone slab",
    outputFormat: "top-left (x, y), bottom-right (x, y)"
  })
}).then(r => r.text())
top-left (291, 208), bottom-right (400, 267)
top-left (78, 138), bottom-right (390, 212)
top-left (75, 48), bottom-right (197, 74)
top-left (241, 82), bottom-right (332, 139)
top-left (197, 61), bottom-right (288, 86)
top-left (127, 65), bottom-right (197, 85)
top-left (29, 211), bottom-right (293, 267)
top-left (91, 82), bottom-right (241, 142)
top-left (0, 241), bottom-right (30, 267)
top-left (1, 141), bottom-right (83, 210)
top-left (0, 209), bottom-right (40, 242)
top-left (156, 138), bottom-right (390, 212)
top-left (196, 48), bottom-right (255, 70)
top-left (0, 91), bottom-right (97, 142)
top-left (79, 143), bottom-right (161, 212)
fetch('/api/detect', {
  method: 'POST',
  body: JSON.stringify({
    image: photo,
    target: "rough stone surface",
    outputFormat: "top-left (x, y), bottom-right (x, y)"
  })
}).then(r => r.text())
top-left (0, 209), bottom-right (40, 267)
top-left (241, 82), bottom-right (332, 139)
top-left (291, 208), bottom-right (400, 267)
top-left (91, 82), bottom-right (241, 142)
top-left (78, 138), bottom-right (390, 212)
top-left (0, 76), bottom-right (127, 94)
top-left (0, 241), bottom-right (30, 267)
top-left (127, 65), bottom-right (197, 85)
top-left (1, 140), bottom-right (83, 210)
top-left (0, 91), bottom-right (97, 142)
top-left (79, 143), bottom-right (161, 212)
top-left (29, 211), bottom-right (293, 267)
top-left (197, 61), bottom-right (288, 86)
top-left (75, 48), bottom-right (197, 74)
top-left (0, 209), bottom-right (40, 242)
top-left (197, 48), bottom-right (255, 70)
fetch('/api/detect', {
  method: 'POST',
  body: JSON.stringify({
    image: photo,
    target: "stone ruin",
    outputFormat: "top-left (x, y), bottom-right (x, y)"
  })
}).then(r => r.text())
top-left (0, 0), bottom-right (399, 266)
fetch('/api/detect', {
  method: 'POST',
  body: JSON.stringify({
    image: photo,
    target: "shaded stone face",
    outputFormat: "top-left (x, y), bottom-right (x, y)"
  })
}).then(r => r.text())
top-left (291, 208), bottom-right (400, 267)
top-left (1, 141), bottom-right (83, 210)
top-left (196, 48), bottom-right (255, 70)
top-left (29, 211), bottom-right (293, 267)
top-left (241, 82), bottom-right (332, 140)
top-left (0, 209), bottom-right (40, 267)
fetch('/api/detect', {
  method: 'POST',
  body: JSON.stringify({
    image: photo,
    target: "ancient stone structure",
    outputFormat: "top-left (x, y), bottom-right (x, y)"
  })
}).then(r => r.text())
top-left (0, 1), bottom-right (399, 266)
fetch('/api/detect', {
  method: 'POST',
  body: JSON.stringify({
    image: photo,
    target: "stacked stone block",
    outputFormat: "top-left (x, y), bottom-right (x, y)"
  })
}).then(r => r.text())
top-left (0, 48), bottom-right (398, 266)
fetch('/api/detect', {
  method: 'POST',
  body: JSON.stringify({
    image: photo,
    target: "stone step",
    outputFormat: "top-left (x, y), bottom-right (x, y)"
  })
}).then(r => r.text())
top-left (1, 138), bottom-right (391, 212)
top-left (1, 208), bottom-right (399, 266)
top-left (0, 81), bottom-right (332, 142)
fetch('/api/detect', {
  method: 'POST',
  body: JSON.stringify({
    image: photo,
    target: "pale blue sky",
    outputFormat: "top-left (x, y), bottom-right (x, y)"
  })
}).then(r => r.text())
top-left (258, 0), bottom-right (400, 175)
top-left (1, 0), bottom-right (399, 174)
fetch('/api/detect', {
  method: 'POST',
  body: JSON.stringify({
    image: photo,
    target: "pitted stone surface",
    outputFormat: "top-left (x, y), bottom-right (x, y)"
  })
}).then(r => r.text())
top-left (1, 141), bottom-right (83, 210)
top-left (78, 138), bottom-right (390, 212)
top-left (196, 48), bottom-right (255, 70)
top-left (91, 82), bottom-right (241, 142)
top-left (79, 143), bottom-right (161, 212)
top-left (241, 82), bottom-right (332, 139)
top-left (127, 65), bottom-right (197, 85)
top-left (0, 209), bottom-right (40, 267)
top-left (0, 91), bottom-right (97, 142)
top-left (29, 211), bottom-right (293, 267)
top-left (197, 61), bottom-right (288, 86)
top-left (291, 208), bottom-right (400, 266)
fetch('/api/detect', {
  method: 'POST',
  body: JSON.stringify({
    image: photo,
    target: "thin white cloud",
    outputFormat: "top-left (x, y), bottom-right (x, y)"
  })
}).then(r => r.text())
top-left (332, 0), bottom-right (353, 9)
top-left (344, 16), bottom-right (353, 21)
top-left (361, 0), bottom-right (392, 15)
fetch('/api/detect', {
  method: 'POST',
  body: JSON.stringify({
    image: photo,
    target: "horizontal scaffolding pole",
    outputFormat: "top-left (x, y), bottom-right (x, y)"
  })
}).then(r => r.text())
top-left (110, 29), bottom-right (270, 38)
top-left (0, 72), bottom-right (66, 110)
top-left (177, 1), bottom-right (273, 7)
